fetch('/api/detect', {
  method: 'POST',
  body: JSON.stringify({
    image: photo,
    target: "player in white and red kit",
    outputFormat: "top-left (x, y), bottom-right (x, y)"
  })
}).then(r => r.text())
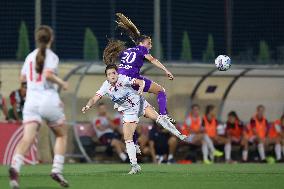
top-left (82, 64), bottom-right (186, 174)
top-left (9, 26), bottom-right (69, 188)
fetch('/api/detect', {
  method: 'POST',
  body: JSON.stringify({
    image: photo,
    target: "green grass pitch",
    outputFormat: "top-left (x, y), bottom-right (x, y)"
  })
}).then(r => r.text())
top-left (0, 164), bottom-right (284, 189)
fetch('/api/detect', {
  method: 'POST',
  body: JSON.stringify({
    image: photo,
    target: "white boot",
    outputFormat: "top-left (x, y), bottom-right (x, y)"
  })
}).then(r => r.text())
top-left (128, 164), bottom-right (141, 175)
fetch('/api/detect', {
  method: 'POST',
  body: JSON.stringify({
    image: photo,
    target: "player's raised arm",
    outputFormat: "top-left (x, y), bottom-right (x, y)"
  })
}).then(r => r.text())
top-left (144, 54), bottom-right (174, 80)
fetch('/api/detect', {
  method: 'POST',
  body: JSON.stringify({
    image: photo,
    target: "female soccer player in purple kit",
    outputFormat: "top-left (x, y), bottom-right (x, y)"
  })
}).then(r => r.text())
top-left (103, 13), bottom-right (176, 124)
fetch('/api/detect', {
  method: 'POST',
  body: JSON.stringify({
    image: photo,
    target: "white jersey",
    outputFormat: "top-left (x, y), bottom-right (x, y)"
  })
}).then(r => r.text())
top-left (96, 75), bottom-right (142, 112)
top-left (21, 48), bottom-right (59, 100)
top-left (21, 48), bottom-right (65, 126)
top-left (96, 74), bottom-right (149, 123)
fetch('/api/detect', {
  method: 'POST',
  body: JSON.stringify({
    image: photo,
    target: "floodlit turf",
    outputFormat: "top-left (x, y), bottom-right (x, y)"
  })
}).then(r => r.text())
top-left (0, 163), bottom-right (284, 189)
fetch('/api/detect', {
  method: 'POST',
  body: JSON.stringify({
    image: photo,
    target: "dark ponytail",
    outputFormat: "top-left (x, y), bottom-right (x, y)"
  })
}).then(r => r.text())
top-left (35, 25), bottom-right (53, 74)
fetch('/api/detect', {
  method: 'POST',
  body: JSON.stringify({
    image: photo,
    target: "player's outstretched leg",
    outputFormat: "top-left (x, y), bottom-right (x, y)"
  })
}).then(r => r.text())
top-left (50, 124), bottom-right (69, 187)
top-left (9, 122), bottom-right (39, 189)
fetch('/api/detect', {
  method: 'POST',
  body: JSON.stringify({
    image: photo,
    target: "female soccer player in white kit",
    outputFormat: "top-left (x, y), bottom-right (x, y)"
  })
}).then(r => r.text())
top-left (9, 26), bottom-right (69, 188)
top-left (82, 64), bottom-right (186, 174)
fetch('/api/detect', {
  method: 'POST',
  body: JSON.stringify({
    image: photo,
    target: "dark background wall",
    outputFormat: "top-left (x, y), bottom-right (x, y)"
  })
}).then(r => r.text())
top-left (0, 0), bottom-right (284, 62)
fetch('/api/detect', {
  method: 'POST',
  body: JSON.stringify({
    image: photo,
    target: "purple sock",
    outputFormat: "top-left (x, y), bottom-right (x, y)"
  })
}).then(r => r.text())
top-left (157, 91), bottom-right (167, 115)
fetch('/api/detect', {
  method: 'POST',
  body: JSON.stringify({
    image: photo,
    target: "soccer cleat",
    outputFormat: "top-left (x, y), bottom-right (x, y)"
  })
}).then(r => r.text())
top-left (213, 150), bottom-right (224, 157)
top-left (128, 164), bottom-right (141, 175)
top-left (50, 172), bottom-right (69, 188)
top-left (135, 145), bottom-right (142, 154)
top-left (9, 167), bottom-right (19, 189)
top-left (203, 159), bottom-right (213, 165)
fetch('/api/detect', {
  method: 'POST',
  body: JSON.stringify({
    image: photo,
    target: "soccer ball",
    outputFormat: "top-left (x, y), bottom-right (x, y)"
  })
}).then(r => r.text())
top-left (215, 55), bottom-right (231, 71)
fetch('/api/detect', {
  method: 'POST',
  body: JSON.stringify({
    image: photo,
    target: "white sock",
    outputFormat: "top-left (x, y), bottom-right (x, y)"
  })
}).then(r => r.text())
top-left (204, 134), bottom-right (215, 153)
top-left (125, 140), bottom-right (137, 165)
top-left (242, 149), bottom-right (248, 161)
top-left (282, 146), bottom-right (284, 156)
top-left (257, 143), bottom-right (266, 160)
top-left (119, 152), bottom-right (127, 161)
top-left (11, 154), bottom-right (24, 173)
top-left (51, 154), bottom-right (65, 174)
top-left (202, 142), bottom-right (209, 161)
top-left (156, 115), bottom-right (181, 137)
top-left (275, 144), bottom-right (281, 161)
top-left (224, 143), bottom-right (231, 161)
top-left (168, 154), bottom-right (174, 160)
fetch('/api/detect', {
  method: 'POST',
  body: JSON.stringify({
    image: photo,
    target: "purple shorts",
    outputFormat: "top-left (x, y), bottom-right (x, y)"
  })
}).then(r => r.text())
top-left (131, 75), bottom-right (152, 92)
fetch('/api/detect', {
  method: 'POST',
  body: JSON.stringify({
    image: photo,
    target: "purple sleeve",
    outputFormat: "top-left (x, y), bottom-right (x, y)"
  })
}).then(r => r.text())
top-left (139, 46), bottom-right (149, 57)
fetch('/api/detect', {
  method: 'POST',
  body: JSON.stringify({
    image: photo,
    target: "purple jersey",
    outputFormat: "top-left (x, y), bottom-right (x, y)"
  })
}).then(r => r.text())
top-left (118, 45), bottom-right (149, 78)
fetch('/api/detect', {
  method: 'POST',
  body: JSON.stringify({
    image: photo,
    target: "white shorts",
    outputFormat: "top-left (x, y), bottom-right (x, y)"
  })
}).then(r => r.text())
top-left (122, 98), bottom-right (150, 123)
top-left (23, 92), bottom-right (65, 127)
